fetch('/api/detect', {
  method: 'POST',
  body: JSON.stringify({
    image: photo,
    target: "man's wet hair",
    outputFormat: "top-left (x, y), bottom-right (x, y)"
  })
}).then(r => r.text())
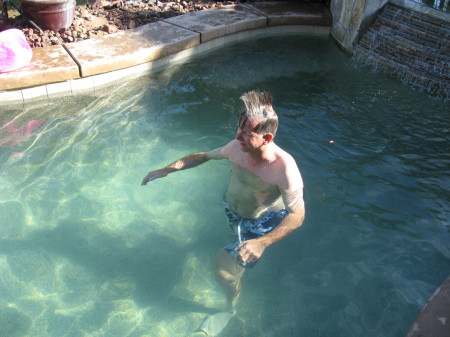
top-left (238, 90), bottom-right (279, 138)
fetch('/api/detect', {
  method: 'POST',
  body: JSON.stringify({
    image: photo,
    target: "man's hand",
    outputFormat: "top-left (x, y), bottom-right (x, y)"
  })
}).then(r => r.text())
top-left (141, 169), bottom-right (169, 186)
top-left (235, 239), bottom-right (268, 264)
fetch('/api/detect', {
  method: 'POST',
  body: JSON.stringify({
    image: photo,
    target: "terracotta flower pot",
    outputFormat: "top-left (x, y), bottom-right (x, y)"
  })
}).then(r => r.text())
top-left (20, 0), bottom-right (76, 31)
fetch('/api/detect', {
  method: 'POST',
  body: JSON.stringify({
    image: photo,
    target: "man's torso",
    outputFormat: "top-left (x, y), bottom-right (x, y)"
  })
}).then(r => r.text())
top-left (224, 141), bottom-right (288, 218)
top-left (225, 164), bottom-right (284, 218)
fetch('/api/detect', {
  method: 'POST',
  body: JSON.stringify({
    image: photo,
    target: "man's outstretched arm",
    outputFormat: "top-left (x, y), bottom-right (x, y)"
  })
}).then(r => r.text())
top-left (141, 147), bottom-right (225, 186)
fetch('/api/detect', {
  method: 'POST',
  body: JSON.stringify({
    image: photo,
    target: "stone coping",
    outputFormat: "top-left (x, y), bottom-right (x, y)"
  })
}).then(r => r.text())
top-left (406, 275), bottom-right (450, 337)
top-left (0, 2), bottom-right (331, 106)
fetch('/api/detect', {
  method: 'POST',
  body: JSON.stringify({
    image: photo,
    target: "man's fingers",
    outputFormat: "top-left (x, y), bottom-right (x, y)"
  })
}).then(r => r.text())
top-left (238, 245), bottom-right (252, 259)
top-left (142, 175), bottom-right (155, 185)
top-left (141, 170), bottom-right (169, 186)
top-left (142, 173), bottom-right (159, 185)
top-left (238, 249), bottom-right (256, 263)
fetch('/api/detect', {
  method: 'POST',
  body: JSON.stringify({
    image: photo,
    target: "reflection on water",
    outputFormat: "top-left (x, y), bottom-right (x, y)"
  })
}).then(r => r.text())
top-left (0, 35), bottom-right (449, 337)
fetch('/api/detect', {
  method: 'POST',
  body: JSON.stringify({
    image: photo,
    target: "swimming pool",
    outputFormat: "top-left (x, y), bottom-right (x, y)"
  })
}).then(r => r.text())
top-left (1, 34), bottom-right (449, 337)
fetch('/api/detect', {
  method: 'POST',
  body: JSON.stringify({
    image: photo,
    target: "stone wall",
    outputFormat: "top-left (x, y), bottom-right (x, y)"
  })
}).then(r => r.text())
top-left (353, 2), bottom-right (449, 98)
top-left (330, 0), bottom-right (388, 53)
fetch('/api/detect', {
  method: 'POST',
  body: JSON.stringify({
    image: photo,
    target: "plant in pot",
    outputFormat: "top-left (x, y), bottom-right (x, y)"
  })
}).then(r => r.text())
top-left (18, 0), bottom-right (76, 31)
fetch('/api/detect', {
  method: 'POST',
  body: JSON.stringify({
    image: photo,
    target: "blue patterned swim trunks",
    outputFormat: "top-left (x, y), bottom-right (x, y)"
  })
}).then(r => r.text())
top-left (223, 199), bottom-right (288, 268)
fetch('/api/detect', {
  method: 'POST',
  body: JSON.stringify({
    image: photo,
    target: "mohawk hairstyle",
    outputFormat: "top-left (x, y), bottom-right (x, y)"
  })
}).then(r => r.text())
top-left (239, 90), bottom-right (279, 137)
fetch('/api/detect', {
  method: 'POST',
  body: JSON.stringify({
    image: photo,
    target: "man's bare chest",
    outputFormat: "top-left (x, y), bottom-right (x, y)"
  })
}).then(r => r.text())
top-left (231, 164), bottom-right (278, 192)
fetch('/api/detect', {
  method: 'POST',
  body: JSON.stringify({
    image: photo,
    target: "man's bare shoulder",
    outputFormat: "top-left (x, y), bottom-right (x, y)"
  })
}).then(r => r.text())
top-left (273, 145), bottom-right (303, 190)
top-left (206, 140), bottom-right (238, 160)
top-left (221, 140), bottom-right (241, 159)
top-left (273, 145), bottom-right (297, 168)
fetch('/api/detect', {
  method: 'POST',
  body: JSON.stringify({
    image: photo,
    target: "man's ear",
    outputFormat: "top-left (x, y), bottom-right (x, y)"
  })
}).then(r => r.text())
top-left (263, 133), bottom-right (274, 143)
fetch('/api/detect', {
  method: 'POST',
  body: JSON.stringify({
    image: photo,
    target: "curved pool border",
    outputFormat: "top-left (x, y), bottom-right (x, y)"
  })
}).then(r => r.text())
top-left (0, 2), bottom-right (331, 106)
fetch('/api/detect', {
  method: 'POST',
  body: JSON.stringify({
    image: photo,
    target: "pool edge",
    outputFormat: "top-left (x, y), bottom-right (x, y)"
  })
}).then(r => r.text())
top-left (0, 2), bottom-right (332, 106)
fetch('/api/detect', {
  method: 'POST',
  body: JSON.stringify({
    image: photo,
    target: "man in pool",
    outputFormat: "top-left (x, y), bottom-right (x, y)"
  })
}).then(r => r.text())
top-left (141, 90), bottom-right (305, 336)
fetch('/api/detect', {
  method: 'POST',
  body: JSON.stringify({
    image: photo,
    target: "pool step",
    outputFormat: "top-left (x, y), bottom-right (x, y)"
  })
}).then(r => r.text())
top-left (354, 2), bottom-right (449, 99)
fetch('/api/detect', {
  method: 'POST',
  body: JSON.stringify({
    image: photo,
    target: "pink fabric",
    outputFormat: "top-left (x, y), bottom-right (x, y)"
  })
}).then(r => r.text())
top-left (0, 28), bottom-right (33, 73)
top-left (0, 120), bottom-right (46, 147)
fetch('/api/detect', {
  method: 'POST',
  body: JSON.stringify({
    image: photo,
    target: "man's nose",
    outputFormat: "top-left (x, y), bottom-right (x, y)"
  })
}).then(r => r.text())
top-left (235, 130), bottom-right (242, 140)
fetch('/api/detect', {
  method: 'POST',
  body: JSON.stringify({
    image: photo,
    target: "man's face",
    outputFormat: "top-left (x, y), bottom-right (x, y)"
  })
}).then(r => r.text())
top-left (235, 119), bottom-right (266, 152)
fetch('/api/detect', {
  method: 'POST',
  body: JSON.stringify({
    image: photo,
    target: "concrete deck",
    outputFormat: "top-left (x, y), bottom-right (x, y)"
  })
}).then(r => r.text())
top-left (0, 2), bottom-right (332, 106)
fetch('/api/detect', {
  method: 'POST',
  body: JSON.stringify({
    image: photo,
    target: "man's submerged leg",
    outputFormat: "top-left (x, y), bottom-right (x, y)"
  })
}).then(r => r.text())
top-left (194, 250), bottom-right (244, 336)
top-left (216, 249), bottom-right (245, 311)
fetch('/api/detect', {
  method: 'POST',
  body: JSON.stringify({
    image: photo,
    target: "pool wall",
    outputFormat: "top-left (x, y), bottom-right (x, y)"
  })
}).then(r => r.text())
top-left (0, 2), bottom-right (331, 106)
top-left (330, 0), bottom-right (388, 54)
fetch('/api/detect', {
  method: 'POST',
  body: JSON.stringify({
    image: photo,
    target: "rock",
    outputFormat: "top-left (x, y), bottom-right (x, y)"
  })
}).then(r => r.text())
top-left (127, 20), bottom-right (136, 29)
top-left (73, 17), bottom-right (84, 26)
top-left (80, 8), bottom-right (91, 20)
top-left (93, 0), bottom-right (109, 9)
top-left (102, 24), bottom-right (118, 34)
top-left (83, 15), bottom-right (108, 30)
top-left (106, 0), bottom-right (124, 9)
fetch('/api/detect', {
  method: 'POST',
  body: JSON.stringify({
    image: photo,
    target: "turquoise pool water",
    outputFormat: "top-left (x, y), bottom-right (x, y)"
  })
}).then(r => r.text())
top-left (1, 35), bottom-right (449, 337)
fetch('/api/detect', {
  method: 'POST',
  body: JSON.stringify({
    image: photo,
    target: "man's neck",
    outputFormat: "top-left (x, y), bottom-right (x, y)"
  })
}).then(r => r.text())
top-left (248, 142), bottom-right (277, 165)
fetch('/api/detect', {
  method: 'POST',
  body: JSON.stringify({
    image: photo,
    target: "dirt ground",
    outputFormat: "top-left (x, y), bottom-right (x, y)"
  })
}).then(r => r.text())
top-left (1, 0), bottom-right (242, 48)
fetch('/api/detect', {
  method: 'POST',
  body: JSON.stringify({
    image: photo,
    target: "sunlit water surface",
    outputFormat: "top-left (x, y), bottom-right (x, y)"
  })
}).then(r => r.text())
top-left (1, 35), bottom-right (449, 337)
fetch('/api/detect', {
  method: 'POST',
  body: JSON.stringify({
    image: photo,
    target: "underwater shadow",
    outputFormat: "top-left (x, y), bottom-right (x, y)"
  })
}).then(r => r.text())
top-left (0, 218), bottom-right (217, 315)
